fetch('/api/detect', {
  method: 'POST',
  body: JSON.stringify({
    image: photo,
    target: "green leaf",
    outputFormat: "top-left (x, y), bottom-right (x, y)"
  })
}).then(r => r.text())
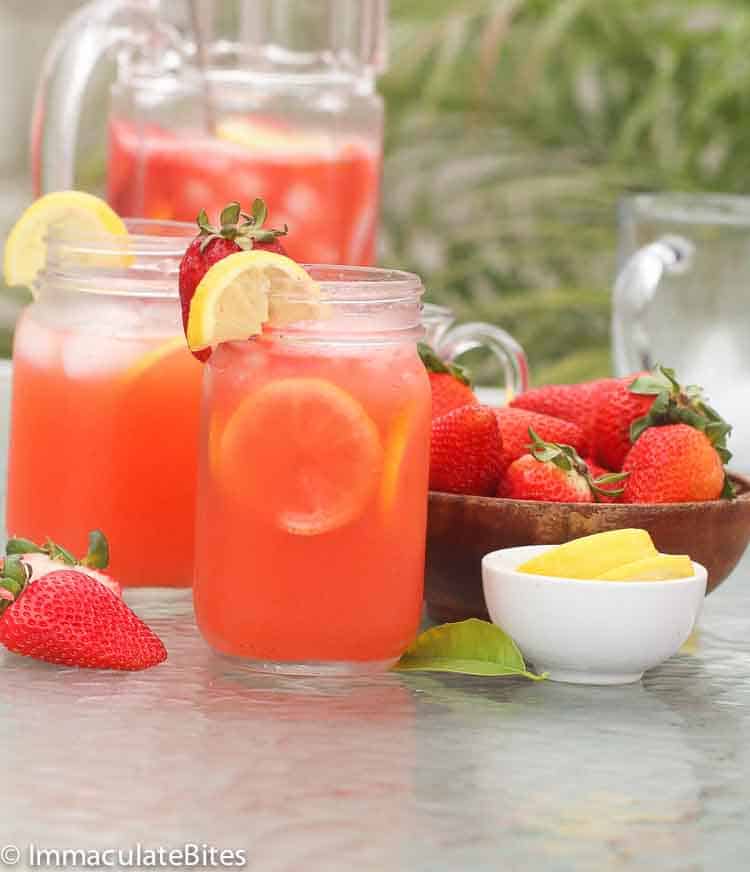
top-left (251, 198), bottom-right (268, 228)
top-left (80, 530), bottom-right (109, 570)
top-left (45, 539), bottom-right (76, 566)
top-left (220, 202), bottom-right (241, 227)
top-left (5, 537), bottom-right (44, 556)
top-left (418, 342), bottom-right (450, 375)
top-left (721, 474), bottom-right (736, 500)
top-left (394, 618), bottom-right (545, 680)
top-left (2, 556), bottom-right (29, 587)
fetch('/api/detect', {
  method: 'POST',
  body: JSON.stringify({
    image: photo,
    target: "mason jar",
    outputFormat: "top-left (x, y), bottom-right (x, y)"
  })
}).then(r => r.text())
top-left (193, 266), bottom-right (431, 673)
top-left (6, 220), bottom-right (201, 587)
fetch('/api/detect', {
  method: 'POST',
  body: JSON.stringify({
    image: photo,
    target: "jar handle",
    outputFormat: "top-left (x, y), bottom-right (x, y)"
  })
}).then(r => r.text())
top-left (31, 0), bottom-right (177, 195)
top-left (437, 322), bottom-right (529, 403)
top-left (612, 235), bottom-right (694, 375)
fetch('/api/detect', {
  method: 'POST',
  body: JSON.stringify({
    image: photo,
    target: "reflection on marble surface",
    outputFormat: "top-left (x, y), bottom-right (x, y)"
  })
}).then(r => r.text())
top-left (0, 572), bottom-right (749, 870)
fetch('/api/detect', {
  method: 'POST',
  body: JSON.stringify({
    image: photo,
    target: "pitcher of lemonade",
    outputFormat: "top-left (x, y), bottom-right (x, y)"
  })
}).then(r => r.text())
top-left (33, 0), bottom-right (386, 265)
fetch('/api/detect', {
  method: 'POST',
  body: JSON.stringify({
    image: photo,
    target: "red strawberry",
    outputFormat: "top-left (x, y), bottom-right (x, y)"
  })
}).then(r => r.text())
top-left (3, 530), bottom-right (121, 597)
top-left (511, 378), bottom-right (617, 446)
top-left (418, 343), bottom-right (478, 418)
top-left (590, 373), bottom-right (652, 470)
top-left (430, 405), bottom-right (503, 496)
top-left (498, 429), bottom-right (627, 503)
top-left (178, 199), bottom-right (289, 361)
top-left (592, 366), bottom-right (734, 473)
top-left (493, 407), bottom-right (588, 476)
top-left (0, 566), bottom-right (166, 671)
top-left (622, 424), bottom-right (727, 503)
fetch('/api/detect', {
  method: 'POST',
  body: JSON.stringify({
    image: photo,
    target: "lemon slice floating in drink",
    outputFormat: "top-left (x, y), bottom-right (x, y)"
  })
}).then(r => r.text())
top-left (3, 191), bottom-right (129, 291)
top-left (186, 250), bottom-right (323, 352)
top-left (220, 377), bottom-right (383, 536)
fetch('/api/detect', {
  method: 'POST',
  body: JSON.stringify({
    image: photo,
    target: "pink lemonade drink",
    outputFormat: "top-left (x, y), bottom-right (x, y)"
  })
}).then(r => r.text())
top-left (193, 268), bottom-right (431, 673)
top-left (6, 221), bottom-right (202, 587)
top-left (108, 118), bottom-right (380, 266)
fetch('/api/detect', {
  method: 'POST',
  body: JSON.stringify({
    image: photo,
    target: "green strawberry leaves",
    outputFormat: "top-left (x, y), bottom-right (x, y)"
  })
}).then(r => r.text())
top-left (526, 428), bottom-right (628, 500)
top-left (394, 618), bottom-right (545, 680)
top-left (197, 199), bottom-right (288, 252)
top-left (81, 530), bottom-right (110, 570)
top-left (418, 342), bottom-right (472, 386)
top-left (628, 364), bottom-right (734, 497)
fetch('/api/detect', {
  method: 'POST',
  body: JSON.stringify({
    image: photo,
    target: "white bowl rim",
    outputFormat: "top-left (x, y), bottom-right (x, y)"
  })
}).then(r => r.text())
top-left (482, 544), bottom-right (708, 590)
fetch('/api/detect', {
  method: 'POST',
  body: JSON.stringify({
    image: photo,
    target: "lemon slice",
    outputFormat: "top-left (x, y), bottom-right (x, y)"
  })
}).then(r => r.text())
top-left (518, 529), bottom-right (658, 579)
top-left (220, 377), bottom-right (383, 536)
top-left (120, 336), bottom-right (191, 384)
top-left (598, 554), bottom-right (694, 581)
top-left (3, 191), bottom-right (128, 290)
top-left (186, 250), bottom-right (322, 352)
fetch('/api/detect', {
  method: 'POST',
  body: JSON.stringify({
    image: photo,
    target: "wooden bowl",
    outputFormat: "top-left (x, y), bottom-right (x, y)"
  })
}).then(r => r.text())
top-left (425, 472), bottom-right (750, 624)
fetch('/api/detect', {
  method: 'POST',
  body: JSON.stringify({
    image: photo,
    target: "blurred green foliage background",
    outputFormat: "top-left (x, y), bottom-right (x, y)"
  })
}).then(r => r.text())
top-left (4, 0), bottom-right (750, 380)
top-left (380, 0), bottom-right (750, 384)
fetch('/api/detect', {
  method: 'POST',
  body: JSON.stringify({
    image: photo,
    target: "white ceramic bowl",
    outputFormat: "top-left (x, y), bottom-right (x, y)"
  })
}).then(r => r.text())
top-left (481, 544), bottom-right (707, 685)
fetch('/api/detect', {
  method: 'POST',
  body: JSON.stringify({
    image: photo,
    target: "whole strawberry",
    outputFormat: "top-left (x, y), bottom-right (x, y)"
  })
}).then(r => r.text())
top-left (499, 429), bottom-right (627, 503)
top-left (622, 423), bottom-right (727, 503)
top-left (511, 378), bottom-right (617, 446)
top-left (418, 343), bottom-right (478, 418)
top-left (0, 564), bottom-right (166, 671)
top-left (179, 199), bottom-right (288, 361)
top-left (493, 407), bottom-right (588, 476)
top-left (430, 405), bottom-right (503, 496)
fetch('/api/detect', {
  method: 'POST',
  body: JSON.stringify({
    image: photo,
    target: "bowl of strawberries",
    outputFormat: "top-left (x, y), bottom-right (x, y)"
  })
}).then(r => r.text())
top-left (422, 352), bottom-right (750, 624)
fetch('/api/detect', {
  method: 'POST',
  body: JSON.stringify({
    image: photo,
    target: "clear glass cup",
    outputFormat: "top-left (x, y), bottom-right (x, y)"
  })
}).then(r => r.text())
top-left (613, 193), bottom-right (750, 470)
top-left (6, 220), bottom-right (201, 586)
top-left (193, 267), bottom-right (431, 674)
top-left (33, 0), bottom-right (387, 265)
top-left (421, 302), bottom-right (529, 401)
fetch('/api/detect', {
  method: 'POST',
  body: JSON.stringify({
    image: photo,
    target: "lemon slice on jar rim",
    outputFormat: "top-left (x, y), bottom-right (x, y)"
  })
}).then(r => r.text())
top-left (186, 249), bottom-right (324, 352)
top-left (3, 191), bottom-right (129, 292)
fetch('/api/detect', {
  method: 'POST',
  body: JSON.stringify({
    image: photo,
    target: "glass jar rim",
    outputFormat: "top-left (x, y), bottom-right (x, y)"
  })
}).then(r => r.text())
top-left (39, 221), bottom-right (424, 303)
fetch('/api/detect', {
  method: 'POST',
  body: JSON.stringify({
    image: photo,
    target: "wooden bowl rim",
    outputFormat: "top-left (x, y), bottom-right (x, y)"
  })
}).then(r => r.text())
top-left (429, 471), bottom-right (750, 512)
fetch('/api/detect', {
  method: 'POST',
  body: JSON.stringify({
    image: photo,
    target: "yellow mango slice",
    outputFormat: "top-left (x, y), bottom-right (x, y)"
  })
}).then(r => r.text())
top-left (518, 529), bottom-right (657, 579)
top-left (598, 554), bottom-right (694, 581)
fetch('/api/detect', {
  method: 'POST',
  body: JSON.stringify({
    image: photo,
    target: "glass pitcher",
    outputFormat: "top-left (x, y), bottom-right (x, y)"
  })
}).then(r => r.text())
top-left (612, 193), bottom-right (750, 470)
top-left (33, 0), bottom-right (387, 266)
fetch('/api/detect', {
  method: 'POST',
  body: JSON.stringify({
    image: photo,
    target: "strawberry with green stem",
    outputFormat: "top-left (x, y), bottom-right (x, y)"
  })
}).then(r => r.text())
top-left (179, 199), bottom-right (289, 361)
top-left (499, 428), bottom-right (628, 503)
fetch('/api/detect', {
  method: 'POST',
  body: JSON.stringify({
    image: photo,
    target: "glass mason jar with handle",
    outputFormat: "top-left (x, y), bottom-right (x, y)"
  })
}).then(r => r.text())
top-left (6, 220), bottom-right (202, 587)
top-left (33, 0), bottom-right (386, 265)
top-left (613, 193), bottom-right (750, 470)
top-left (193, 267), bottom-right (431, 674)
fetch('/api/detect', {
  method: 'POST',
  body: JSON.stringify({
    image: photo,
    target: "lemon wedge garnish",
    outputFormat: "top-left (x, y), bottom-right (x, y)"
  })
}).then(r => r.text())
top-left (3, 191), bottom-right (128, 291)
top-left (186, 250), bottom-right (322, 352)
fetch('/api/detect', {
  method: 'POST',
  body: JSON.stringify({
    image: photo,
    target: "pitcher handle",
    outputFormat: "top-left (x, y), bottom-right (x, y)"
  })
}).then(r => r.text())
top-left (437, 322), bottom-right (529, 403)
top-left (31, 0), bottom-right (177, 195)
top-left (611, 234), bottom-right (694, 375)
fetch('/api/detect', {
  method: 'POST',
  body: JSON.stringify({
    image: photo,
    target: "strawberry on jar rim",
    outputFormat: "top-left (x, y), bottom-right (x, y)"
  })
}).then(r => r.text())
top-left (179, 199), bottom-right (289, 361)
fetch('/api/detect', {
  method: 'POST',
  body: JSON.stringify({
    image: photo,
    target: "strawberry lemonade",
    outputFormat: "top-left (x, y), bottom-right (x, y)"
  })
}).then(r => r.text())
top-left (108, 117), bottom-right (380, 266)
top-left (189, 264), bottom-right (431, 672)
top-left (4, 199), bottom-right (201, 587)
